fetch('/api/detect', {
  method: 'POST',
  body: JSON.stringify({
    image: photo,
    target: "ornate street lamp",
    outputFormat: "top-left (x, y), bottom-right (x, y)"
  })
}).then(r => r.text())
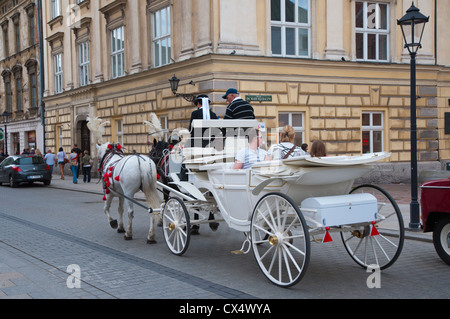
top-left (397, 2), bottom-right (429, 230)
top-left (1, 110), bottom-right (11, 156)
top-left (168, 75), bottom-right (196, 103)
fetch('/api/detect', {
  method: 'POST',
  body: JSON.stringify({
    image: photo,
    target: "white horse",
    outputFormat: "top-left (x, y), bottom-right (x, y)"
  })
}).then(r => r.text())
top-left (97, 142), bottom-right (161, 243)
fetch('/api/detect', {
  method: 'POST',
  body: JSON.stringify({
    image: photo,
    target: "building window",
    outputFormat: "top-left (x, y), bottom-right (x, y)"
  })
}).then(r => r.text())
top-left (355, 1), bottom-right (389, 62)
top-left (51, 0), bottom-right (61, 19)
top-left (29, 13), bottom-right (35, 46)
top-left (2, 24), bottom-right (9, 57)
top-left (30, 72), bottom-right (37, 109)
top-left (4, 75), bottom-right (12, 113)
top-left (278, 112), bottom-right (305, 147)
top-left (79, 41), bottom-right (90, 86)
top-left (362, 112), bottom-right (383, 153)
top-left (16, 77), bottom-right (22, 111)
top-left (111, 26), bottom-right (124, 79)
top-left (152, 6), bottom-right (171, 67)
top-left (271, 0), bottom-right (310, 57)
top-left (53, 53), bottom-right (63, 94)
top-left (14, 19), bottom-right (20, 52)
top-left (113, 118), bottom-right (124, 146)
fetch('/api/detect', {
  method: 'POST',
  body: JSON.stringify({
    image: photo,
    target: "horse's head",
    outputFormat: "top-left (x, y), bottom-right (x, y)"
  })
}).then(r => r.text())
top-left (96, 142), bottom-right (124, 171)
top-left (96, 142), bottom-right (110, 161)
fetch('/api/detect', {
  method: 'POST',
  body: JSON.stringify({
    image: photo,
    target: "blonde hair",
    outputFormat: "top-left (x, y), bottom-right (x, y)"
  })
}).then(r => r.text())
top-left (280, 125), bottom-right (295, 143)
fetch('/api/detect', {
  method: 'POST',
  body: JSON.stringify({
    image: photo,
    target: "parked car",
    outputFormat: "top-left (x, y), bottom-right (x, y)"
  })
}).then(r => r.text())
top-left (0, 155), bottom-right (52, 187)
top-left (421, 178), bottom-right (450, 265)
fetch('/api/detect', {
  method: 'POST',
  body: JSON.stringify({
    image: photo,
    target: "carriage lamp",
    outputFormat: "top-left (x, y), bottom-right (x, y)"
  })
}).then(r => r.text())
top-left (168, 75), bottom-right (196, 103)
top-left (397, 2), bottom-right (429, 230)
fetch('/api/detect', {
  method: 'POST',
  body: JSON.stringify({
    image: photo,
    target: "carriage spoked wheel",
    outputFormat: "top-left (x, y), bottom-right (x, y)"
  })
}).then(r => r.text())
top-left (251, 193), bottom-right (310, 288)
top-left (341, 184), bottom-right (405, 270)
top-left (162, 197), bottom-right (191, 256)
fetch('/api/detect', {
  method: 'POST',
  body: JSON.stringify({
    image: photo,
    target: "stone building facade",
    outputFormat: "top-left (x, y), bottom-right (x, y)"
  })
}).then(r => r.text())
top-left (0, 0), bottom-right (42, 156)
top-left (39, 0), bottom-right (450, 182)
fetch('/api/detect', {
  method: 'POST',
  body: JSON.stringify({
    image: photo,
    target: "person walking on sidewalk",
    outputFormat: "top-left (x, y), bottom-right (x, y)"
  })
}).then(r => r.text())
top-left (71, 144), bottom-right (83, 179)
top-left (69, 149), bottom-right (79, 184)
top-left (44, 149), bottom-right (56, 173)
top-left (81, 150), bottom-right (92, 183)
top-left (56, 147), bottom-right (67, 180)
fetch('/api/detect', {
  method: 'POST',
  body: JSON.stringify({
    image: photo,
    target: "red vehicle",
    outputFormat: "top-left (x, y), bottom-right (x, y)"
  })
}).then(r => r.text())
top-left (421, 179), bottom-right (450, 265)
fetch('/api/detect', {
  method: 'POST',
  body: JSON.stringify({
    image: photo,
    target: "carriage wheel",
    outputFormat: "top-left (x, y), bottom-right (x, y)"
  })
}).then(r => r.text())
top-left (162, 197), bottom-right (190, 256)
top-left (251, 193), bottom-right (310, 288)
top-left (341, 184), bottom-right (405, 270)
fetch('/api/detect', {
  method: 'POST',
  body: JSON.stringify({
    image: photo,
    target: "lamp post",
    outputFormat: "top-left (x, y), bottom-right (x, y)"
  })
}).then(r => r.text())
top-left (169, 75), bottom-right (196, 103)
top-left (397, 2), bottom-right (429, 230)
top-left (1, 110), bottom-right (11, 156)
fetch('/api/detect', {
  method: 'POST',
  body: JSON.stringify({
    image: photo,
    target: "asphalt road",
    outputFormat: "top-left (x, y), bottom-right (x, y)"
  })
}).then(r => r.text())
top-left (0, 184), bottom-right (448, 302)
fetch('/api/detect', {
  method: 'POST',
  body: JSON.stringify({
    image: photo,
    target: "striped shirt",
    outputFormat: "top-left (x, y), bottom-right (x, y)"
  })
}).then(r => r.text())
top-left (224, 97), bottom-right (255, 119)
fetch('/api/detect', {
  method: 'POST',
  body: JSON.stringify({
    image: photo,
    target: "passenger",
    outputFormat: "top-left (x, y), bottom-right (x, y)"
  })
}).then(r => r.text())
top-left (310, 140), bottom-right (327, 157)
top-left (265, 125), bottom-right (306, 160)
top-left (301, 143), bottom-right (309, 154)
top-left (234, 129), bottom-right (267, 169)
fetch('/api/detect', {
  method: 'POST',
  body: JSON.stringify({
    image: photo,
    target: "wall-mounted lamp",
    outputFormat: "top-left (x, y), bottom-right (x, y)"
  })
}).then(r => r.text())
top-left (169, 75), bottom-right (196, 103)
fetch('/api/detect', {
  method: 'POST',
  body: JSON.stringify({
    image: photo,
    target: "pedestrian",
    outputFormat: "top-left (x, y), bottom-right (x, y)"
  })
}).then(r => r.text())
top-left (30, 148), bottom-right (36, 154)
top-left (81, 150), bottom-right (92, 183)
top-left (69, 149), bottom-right (79, 184)
top-left (310, 140), bottom-right (327, 158)
top-left (265, 125), bottom-right (307, 160)
top-left (21, 148), bottom-right (29, 155)
top-left (71, 144), bottom-right (82, 179)
top-left (222, 88), bottom-right (255, 120)
top-left (35, 148), bottom-right (43, 157)
top-left (56, 147), bottom-right (67, 180)
top-left (44, 149), bottom-right (56, 173)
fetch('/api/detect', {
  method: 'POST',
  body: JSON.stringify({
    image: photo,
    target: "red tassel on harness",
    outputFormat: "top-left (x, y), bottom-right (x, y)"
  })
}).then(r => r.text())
top-left (107, 144), bottom-right (113, 149)
top-left (102, 195), bottom-right (107, 201)
top-left (109, 166), bottom-right (114, 171)
top-left (105, 189), bottom-right (110, 195)
top-left (117, 144), bottom-right (122, 150)
top-left (370, 221), bottom-right (379, 236)
top-left (114, 176), bottom-right (120, 182)
top-left (322, 227), bottom-right (333, 243)
top-left (157, 174), bottom-right (161, 180)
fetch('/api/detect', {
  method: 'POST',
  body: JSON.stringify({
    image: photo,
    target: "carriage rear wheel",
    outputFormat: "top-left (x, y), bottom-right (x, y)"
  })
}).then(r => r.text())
top-left (162, 197), bottom-right (190, 256)
top-left (341, 184), bottom-right (405, 270)
top-left (251, 193), bottom-right (310, 288)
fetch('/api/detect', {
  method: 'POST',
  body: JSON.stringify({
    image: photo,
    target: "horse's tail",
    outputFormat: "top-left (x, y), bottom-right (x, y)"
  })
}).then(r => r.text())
top-left (141, 158), bottom-right (161, 210)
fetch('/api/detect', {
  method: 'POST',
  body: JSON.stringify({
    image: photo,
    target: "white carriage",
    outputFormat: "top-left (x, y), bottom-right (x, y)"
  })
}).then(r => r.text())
top-left (158, 119), bottom-right (405, 287)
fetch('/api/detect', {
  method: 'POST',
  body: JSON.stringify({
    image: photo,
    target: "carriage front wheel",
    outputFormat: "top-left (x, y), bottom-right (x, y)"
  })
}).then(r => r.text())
top-left (251, 193), bottom-right (310, 288)
top-left (162, 197), bottom-right (191, 256)
top-left (341, 184), bottom-right (405, 270)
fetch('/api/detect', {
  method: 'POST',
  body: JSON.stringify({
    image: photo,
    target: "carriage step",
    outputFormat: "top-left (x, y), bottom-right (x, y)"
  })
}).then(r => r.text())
top-left (231, 239), bottom-right (251, 255)
top-left (231, 250), bottom-right (245, 255)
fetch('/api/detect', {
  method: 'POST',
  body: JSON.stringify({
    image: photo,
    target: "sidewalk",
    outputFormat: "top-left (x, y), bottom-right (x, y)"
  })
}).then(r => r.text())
top-left (47, 173), bottom-right (432, 242)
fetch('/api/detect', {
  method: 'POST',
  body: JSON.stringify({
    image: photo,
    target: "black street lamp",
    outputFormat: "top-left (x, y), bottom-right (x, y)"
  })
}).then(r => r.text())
top-left (397, 2), bottom-right (429, 230)
top-left (1, 110), bottom-right (11, 156)
top-left (169, 75), bottom-right (196, 103)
